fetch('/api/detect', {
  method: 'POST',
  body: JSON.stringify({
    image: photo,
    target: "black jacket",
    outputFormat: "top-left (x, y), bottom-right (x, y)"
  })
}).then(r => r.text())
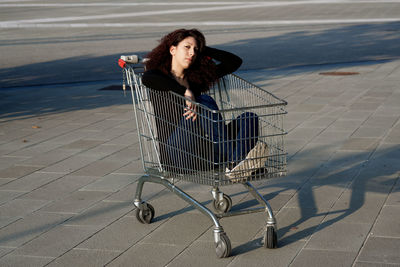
top-left (141, 47), bottom-right (242, 172)
top-left (142, 46), bottom-right (242, 95)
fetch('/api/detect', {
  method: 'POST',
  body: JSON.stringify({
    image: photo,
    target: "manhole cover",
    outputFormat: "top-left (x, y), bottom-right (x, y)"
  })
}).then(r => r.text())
top-left (319, 71), bottom-right (359, 76)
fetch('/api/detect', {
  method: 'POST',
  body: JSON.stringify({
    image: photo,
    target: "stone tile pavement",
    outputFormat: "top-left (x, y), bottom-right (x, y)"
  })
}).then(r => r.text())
top-left (0, 59), bottom-right (399, 266)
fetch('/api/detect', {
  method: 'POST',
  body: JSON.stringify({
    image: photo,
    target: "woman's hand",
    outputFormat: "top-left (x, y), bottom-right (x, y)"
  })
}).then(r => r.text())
top-left (183, 89), bottom-right (197, 121)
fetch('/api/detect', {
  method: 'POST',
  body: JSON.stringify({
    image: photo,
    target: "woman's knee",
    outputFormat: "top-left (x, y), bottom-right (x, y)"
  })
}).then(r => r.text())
top-left (239, 112), bottom-right (258, 122)
top-left (196, 94), bottom-right (218, 110)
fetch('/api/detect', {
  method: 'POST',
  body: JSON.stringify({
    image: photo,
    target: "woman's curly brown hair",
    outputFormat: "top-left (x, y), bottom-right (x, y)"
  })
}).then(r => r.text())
top-left (145, 29), bottom-right (218, 92)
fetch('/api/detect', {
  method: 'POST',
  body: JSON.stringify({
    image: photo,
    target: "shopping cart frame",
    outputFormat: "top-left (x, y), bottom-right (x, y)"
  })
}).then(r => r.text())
top-left (119, 55), bottom-right (287, 258)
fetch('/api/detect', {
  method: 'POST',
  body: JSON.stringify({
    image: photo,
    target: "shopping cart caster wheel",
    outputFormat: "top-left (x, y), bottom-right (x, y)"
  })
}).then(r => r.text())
top-left (213, 194), bottom-right (232, 214)
top-left (263, 226), bottom-right (278, 249)
top-left (135, 203), bottom-right (155, 224)
top-left (215, 232), bottom-right (231, 258)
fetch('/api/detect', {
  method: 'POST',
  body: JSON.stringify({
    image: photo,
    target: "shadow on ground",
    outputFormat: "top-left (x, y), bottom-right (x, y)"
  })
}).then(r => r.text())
top-left (140, 143), bottom-right (399, 256)
top-left (1, 22), bottom-right (399, 88)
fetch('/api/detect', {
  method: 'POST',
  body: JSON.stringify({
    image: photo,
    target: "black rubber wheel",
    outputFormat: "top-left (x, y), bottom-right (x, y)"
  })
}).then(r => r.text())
top-left (215, 232), bottom-right (231, 258)
top-left (264, 226), bottom-right (278, 249)
top-left (135, 203), bottom-right (155, 224)
top-left (213, 194), bottom-right (232, 214)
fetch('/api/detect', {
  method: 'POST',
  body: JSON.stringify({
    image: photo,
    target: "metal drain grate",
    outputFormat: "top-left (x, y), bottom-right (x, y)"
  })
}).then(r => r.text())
top-left (319, 71), bottom-right (359, 76)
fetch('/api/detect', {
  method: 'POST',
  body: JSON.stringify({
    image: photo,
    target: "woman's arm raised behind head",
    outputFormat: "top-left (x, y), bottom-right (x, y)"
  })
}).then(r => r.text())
top-left (203, 46), bottom-right (242, 78)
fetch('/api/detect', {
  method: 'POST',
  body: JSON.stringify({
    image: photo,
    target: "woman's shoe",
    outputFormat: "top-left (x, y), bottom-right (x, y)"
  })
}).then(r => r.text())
top-left (226, 142), bottom-right (269, 181)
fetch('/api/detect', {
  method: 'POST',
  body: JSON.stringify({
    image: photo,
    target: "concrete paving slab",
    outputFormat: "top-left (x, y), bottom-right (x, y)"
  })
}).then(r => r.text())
top-left (107, 243), bottom-right (185, 267)
top-left (276, 207), bottom-right (326, 243)
top-left (0, 178), bottom-right (14, 187)
top-left (340, 137), bottom-right (380, 151)
top-left (285, 183), bottom-right (346, 212)
top-left (12, 225), bottom-right (98, 258)
top-left (0, 172), bottom-right (65, 192)
top-left (291, 250), bottom-right (357, 267)
top-left (352, 126), bottom-right (389, 138)
top-left (370, 205), bottom-right (400, 238)
top-left (46, 249), bottom-right (120, 267)
top-left (196, 212), bottom-right (267, 244)
top-left (0, 198), bottom-right (49, 218)
top-left (63, 201), bottom-right (133, 227)
top-left (105, 132), bottom-right (138, 146)
top-left (0, 165), bottom-right (42, 179)
top-left (386, 179), bottom-right (400, 206)
top-left (353, 262), bottom-right (398, 267)
top-left (40, 190), bottom-right (112, 214)
top-left (229, 238), bottom-right (306, 267)
top-left (356, 236), bottom-right (400, 265)
top-left (323, 191), bottom-right (387, 224)
top-left (40, 154), bottom-right (100, 173)
top-left (78, 173), bottom-right (138, 192)
top-left (0, 212), bottom-right (72, 248)
top-left (7, 142), bottom-right (65, 158)
top-left (383, 128), bottom-right (400, 144)
top-left (19, 175), bottom-right (98, 201)
top-left (17, 149), bottom-right (78, 167)
top-left (77, 144), bottom-right (127, 159)
top-left (110, 160), bottom-right (142, 175)
top-left (0, 156), bottom-right (31, 169)
top-left (0, 216), bottom-right (20, 230)
top-left (141, 212), bottom-right (211, 246)
top-left (167, 240), bottom-right (234, 267)
top-left (58, 139), bottom-right (104, 151)
top-left (349, 172), bottom-right (398, 196)
top-left (292, 142), bottom-right (340, 161)
top-left (79, 118), bottom-right (127, 132)
top-left (103, 180), bottom-right (166, 203)
top-left (76, 216), bottom-right (161, 252)
top-left (325, 150), bottom-right (371, 170)
top-left (71, 160), bottom-right (127, 177)
top-left (0, 247), bottom-right (13, 258)
top-left (0, 191), bottom-right (25, 205)
top-left (305, 221), bottom-right (371, 252)
top-left (0, 254), bottom-right (54, 267)
top-left (83, 128), bottom-right (132, 142)
top-left (101, 146), bottom-right (141, 164)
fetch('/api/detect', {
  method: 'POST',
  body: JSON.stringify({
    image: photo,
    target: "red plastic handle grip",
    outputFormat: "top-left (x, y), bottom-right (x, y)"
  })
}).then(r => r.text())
top-left (118, 59), bottom-right (126, 69)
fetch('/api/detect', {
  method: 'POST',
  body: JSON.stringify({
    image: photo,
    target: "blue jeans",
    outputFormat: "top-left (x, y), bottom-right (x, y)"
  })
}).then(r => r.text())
top-left (166, 94), bottom-right (258, 171)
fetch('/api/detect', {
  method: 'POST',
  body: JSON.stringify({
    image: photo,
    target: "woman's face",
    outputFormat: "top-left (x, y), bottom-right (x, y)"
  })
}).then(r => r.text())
top-left (170, 36), bottom-right (198, 71)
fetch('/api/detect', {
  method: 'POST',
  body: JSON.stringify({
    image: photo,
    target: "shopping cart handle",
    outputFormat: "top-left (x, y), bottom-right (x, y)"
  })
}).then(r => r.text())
top-left (119, 55), bottom-right (149, 69)
top-left (120, 55), bottom-right (139, 64)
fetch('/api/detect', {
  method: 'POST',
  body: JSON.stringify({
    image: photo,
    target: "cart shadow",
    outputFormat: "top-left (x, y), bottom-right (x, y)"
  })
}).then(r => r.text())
top-left (226, 144), bottom-right (400, 253)
top-left (139, 143), bottom-right (399, 256)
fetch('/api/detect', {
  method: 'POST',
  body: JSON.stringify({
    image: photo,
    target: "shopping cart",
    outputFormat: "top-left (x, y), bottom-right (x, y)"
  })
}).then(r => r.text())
top-left (119, 55), bottom-right (287, 258)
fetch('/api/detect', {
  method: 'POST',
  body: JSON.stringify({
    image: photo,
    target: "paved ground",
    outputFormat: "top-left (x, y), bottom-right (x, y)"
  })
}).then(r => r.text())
top-left (1, 1), bottom-right (400, 266)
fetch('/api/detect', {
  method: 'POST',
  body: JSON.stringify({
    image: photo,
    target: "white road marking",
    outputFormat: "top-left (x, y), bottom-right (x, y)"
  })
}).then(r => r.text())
top-left (1, 3), bottom-right (290, 25)
top-left (1, 0), bottom-right (400, 6)
top-left (1, 1), bottom-right (399, 28)
top-left (2, 19), bottom-right (399, 28)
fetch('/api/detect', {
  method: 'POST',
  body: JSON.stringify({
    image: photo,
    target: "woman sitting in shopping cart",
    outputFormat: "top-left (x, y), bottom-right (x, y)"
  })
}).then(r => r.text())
top-left (142, 28), bottom-right (267, 179)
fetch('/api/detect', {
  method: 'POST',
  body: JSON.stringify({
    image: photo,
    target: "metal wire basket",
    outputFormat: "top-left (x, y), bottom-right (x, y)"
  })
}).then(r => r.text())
top-left (120, 55), bottom-right (287, 258)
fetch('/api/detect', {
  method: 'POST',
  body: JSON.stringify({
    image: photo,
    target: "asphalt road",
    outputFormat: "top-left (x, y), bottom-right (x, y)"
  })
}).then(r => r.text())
top-left (1, 0), bottom-right (399, 88)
